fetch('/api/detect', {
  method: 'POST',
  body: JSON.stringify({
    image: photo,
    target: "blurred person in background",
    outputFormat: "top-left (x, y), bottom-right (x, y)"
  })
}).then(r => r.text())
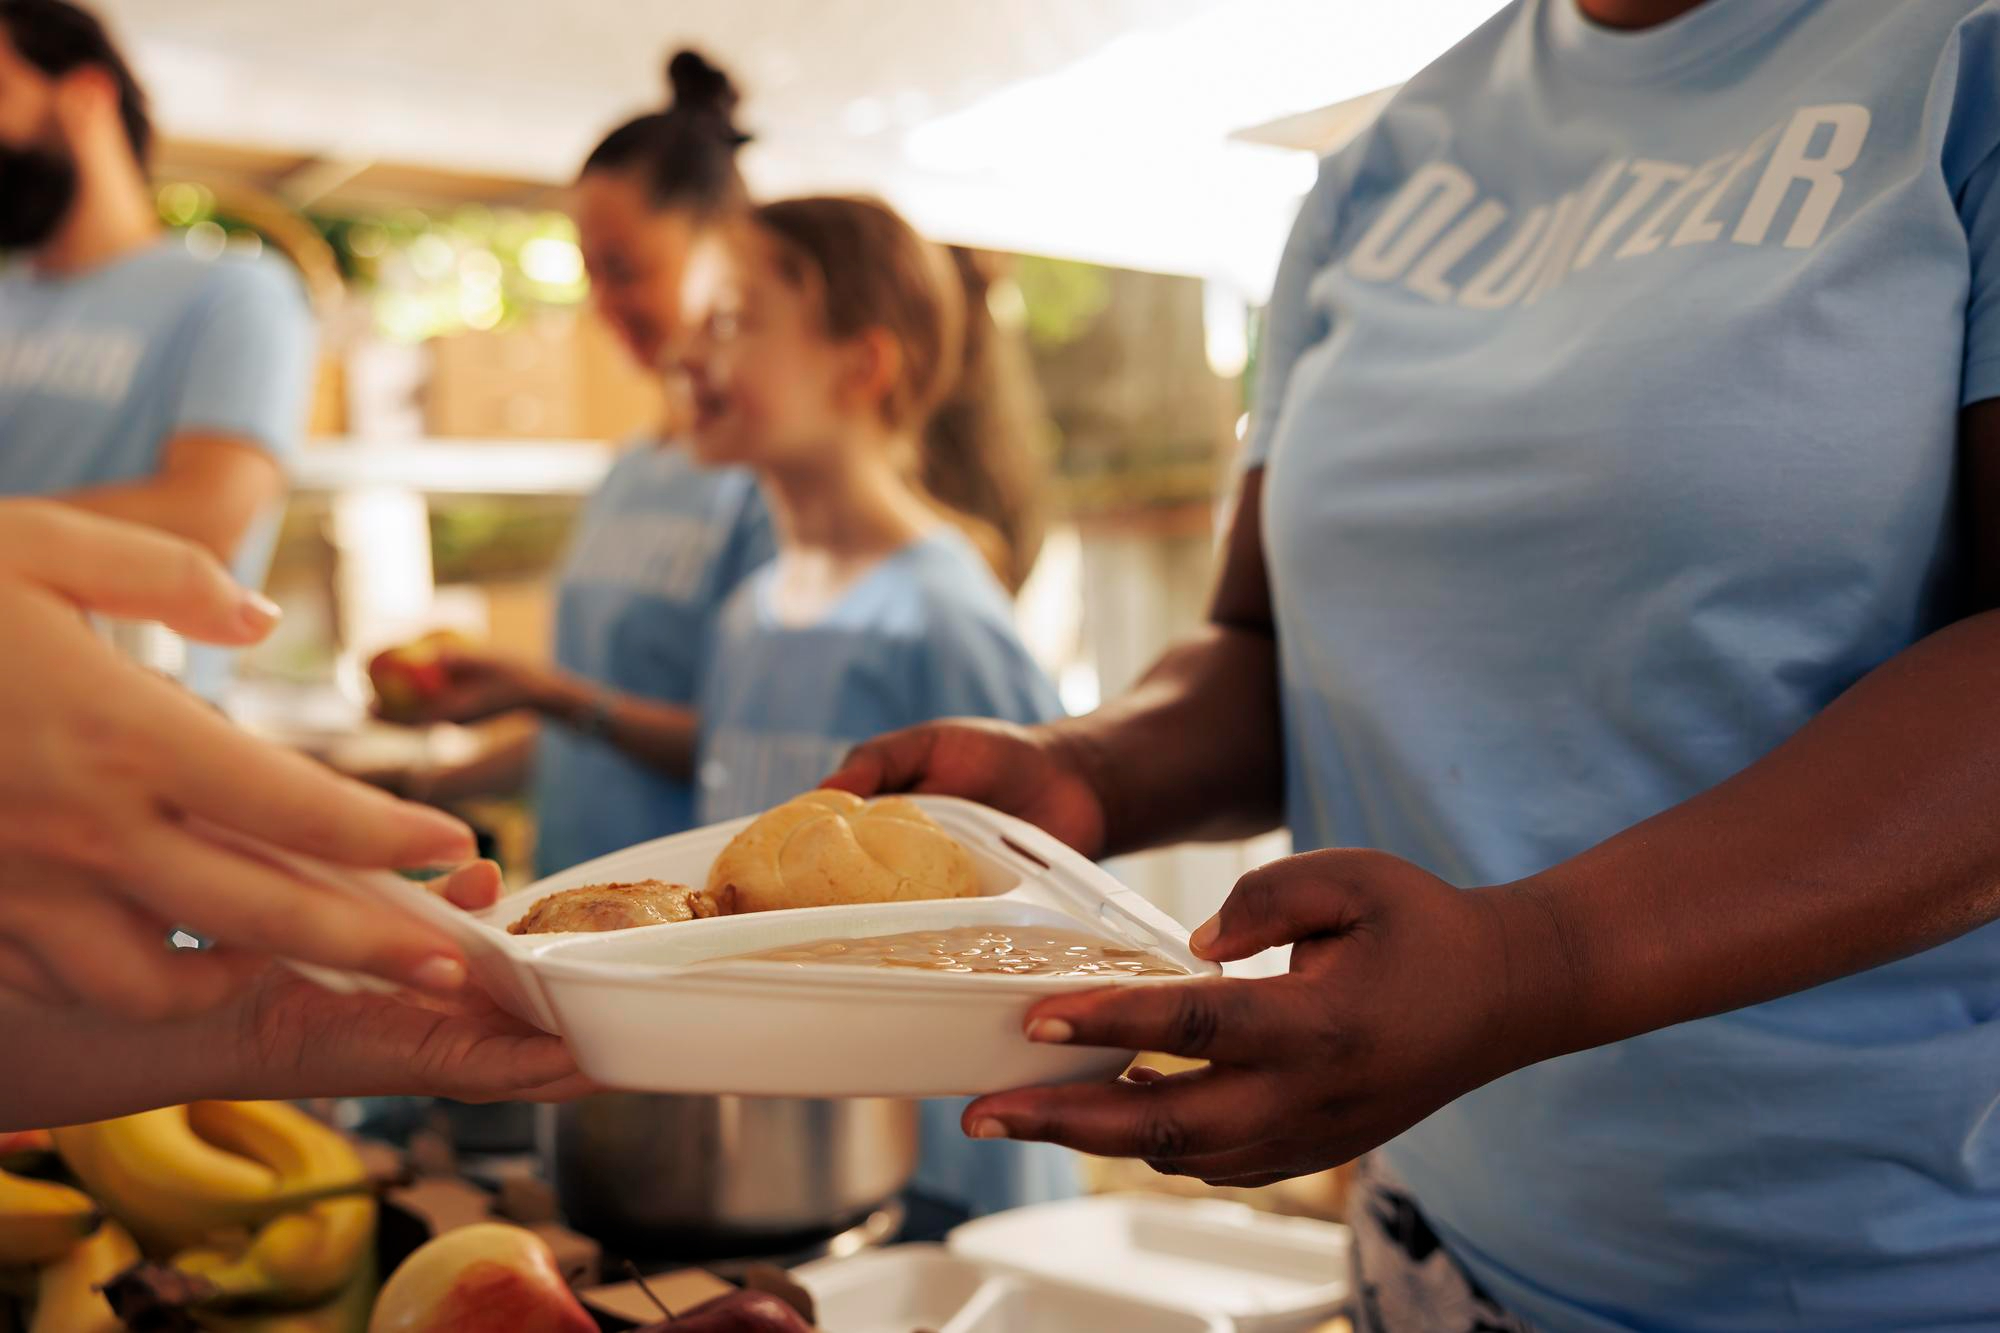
top-left (830, 0), bottom-right (2000, 1327)
top-left (0, 499), bottom-right (583, 1130)
top-left (682, 194), bottom-right (1074, 1218)
top-left (0, 0), bottom-right (315, 700)
top-left (372, 55), bottom-right (1054, 880)
top-left (367, 52), bottom-right (775, 878)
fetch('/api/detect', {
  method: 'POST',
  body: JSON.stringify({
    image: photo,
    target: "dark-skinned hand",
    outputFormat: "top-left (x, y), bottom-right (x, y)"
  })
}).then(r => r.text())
top-left (821, 718), bottom-right (1109, 859)
top-left (960, 849), bottom-right (1566, 1186)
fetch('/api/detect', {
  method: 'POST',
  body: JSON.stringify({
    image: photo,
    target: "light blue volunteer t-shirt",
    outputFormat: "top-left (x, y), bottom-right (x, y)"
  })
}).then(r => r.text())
top-left (1247, 1), bottom-right (2000, 1328)
top-left (532, 442), bottom-right (772, 877)
top-left (0, 238), bottom-right (315, 697)
top-left (695, 527), bottom-right (1078, 1218)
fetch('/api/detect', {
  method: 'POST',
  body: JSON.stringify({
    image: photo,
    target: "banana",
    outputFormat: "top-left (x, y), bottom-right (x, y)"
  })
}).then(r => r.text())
top-left (194, 1251), bottom-right (377, 1333)
top-left (169, 1192), bottom-right (375, 1310)
top-left (185, 1103), bottom-right (365, 1197)
top-left (46, 1104), bottom-right (375, 1323)
top-left (54, 1108), bottom-right (278, 1254)
top-left (29, 1220), bottom-right (138, 1333)
top-left (0, 1166), bottom-right (100, 1266)
top-left (162, 1103), bottom-right (374, 1309)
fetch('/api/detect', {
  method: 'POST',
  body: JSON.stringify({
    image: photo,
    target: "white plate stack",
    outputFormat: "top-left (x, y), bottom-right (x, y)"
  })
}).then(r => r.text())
top-left (800, 1194), bottom-right (1354, 1332)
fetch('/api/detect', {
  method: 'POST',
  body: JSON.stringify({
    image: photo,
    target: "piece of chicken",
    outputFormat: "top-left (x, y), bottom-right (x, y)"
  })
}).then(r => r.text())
top-left (507, 879), bottom-right (727, 935)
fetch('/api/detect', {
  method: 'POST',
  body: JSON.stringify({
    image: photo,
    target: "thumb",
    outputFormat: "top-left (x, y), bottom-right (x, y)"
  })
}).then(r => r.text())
top-left (431, 860), bottom-right (504, 911)
top-left (0, 502), bottom-right (277, 644)
top-left (1191, 850), bottom-right (1383, 961)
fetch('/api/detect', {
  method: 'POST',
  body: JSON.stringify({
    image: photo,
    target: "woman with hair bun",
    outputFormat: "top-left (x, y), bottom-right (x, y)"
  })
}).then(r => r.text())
top-left (373, 51), bottom-right (776, 877)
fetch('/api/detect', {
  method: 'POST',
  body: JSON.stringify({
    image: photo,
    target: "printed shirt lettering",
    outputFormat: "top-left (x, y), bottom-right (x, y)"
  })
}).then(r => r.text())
top-left (1344, 102), bottom-right (1873, 311)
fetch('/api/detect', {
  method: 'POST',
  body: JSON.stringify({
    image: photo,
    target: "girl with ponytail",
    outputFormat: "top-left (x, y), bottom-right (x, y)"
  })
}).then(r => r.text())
top-left (682, 195), bottom-right (1077, 1217)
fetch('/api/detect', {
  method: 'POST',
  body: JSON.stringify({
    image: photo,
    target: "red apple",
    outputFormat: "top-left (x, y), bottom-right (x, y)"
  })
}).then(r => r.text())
top-left (368, 1223), bottom-right (595, 1333)
top-left (369, 631), bottom-right (466, 721)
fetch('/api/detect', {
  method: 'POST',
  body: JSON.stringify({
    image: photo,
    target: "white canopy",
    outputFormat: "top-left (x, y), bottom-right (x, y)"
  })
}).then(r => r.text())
top-left (98, 0), bottom-right (1504, 297)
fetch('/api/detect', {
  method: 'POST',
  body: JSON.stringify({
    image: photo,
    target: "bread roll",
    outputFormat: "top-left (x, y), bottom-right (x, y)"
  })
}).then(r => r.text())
top-left (707, 793), bottom-right (979, 913)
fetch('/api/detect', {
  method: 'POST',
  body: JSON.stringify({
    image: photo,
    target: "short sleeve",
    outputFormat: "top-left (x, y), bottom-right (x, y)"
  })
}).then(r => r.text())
top-left (170, 258), bottom-right (317, 465)
top-left (1954, 8), bottom-right (2000, 406)
top-left (1963, 157), bottom-right (2000, 404)
top-left (1242, 155), bottom-right (1351, 469)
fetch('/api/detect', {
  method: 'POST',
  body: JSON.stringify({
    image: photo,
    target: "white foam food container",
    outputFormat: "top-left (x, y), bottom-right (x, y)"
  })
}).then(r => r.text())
top-left (798, 1195), bottom-right (1353, 1333)
top-left (233, 797), bottom-right (1217, 1097)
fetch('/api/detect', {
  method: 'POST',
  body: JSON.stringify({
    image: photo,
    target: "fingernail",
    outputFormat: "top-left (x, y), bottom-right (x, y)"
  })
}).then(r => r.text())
top-left (1027, 1018), bottom-right (1074, 1044)
top-left (968, 1118), bottom-right (1010, 1140)
top-left (407, 955), bottom-right (466, 994)
top-left (1189, 914), bottom-right (1222, 956)
top-left (406, 813), bottom-right (476, 859)
top-left (239, 591), bottom-right (282, 632)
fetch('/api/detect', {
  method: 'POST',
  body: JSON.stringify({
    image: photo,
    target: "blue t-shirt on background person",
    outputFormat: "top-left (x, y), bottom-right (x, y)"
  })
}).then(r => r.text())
top-left (533, 442), bottom-right (772, 877)
top-left (1248, 1), bottom-right (2000, 1328)
top-left (695, 526), bottom-right (1078, 1218)
top-left (0, 238), bottom-right (315, 697)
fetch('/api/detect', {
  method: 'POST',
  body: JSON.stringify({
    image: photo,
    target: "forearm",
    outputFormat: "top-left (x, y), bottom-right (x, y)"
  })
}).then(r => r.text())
top-left (533, 675), bottom-right (697, 781)
top-left (1, 991), bottom-right (234, 1129)
top-left (1053, 624), bottom-right (1284, 858)
top-left (57, 435), bottom-right (284, 562)
top-left (1047, 472), bottom-right (1284, 858)
top-left (1505, 610), bottom-right (2000, 1065)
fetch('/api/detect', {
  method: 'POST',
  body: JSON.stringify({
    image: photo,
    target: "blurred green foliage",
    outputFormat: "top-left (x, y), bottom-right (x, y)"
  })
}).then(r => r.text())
top-left (428, 496), bottom-right (581, 584)
top-left (158, 182), bottom-right (586, 343)
top-left (1013, 255), bottom-right (1113, 349)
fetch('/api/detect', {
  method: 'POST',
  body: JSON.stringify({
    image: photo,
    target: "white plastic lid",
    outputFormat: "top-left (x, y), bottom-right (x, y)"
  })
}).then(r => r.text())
top-left (947, 1194), bottom-right (1352, 1330)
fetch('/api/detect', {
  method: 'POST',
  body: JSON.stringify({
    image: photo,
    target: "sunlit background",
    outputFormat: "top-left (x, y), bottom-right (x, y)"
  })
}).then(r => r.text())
top-left (91, 0), bottom-right (1508, 949)
top-left (105, 0), bottom-right (1508, 289)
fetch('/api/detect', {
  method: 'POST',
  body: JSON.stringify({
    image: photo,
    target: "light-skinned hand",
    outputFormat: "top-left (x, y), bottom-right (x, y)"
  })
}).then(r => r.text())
top-left (0, 501), bottom-right (488, 1021)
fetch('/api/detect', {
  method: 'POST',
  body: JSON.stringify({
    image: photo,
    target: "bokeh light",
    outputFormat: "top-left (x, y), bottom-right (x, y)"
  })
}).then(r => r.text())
top-left (183, 220), bottom-right (227, 261)
top-left (519, 236), bottom-right (584, 288)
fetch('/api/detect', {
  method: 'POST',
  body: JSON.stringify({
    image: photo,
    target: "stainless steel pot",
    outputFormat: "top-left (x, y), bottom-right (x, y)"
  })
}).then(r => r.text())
top-left (541, 1093), bottom-right (918, 1256)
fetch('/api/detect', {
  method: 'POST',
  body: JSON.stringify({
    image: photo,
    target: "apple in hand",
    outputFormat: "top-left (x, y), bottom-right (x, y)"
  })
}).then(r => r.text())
top-left (369, 631), bottom-right (466, 721)
top-left (368, 1223), bottom-right (595, 1333)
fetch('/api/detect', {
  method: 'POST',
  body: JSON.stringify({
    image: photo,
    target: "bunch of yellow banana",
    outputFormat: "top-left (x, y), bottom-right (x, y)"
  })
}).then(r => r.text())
top-left (170, 1100), bottom-right (377, 1308)
top-left (54, 1101), bottom-right (376, 1324)
top-left (53, 1104), bottom-right (281, 1254)
top-left (0, 1165), bottom-right (99, 1268)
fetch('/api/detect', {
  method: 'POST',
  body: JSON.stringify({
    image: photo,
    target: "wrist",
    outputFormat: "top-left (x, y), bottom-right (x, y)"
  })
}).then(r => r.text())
top-left (532, 672), bottom-right (595, 724)
top-left (1473, 878), bottom-right (1600, 1077)
top-left (569, 685), bottom-right (619, 739)
top-left (1040, 718), bottom-right (1119, 857)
